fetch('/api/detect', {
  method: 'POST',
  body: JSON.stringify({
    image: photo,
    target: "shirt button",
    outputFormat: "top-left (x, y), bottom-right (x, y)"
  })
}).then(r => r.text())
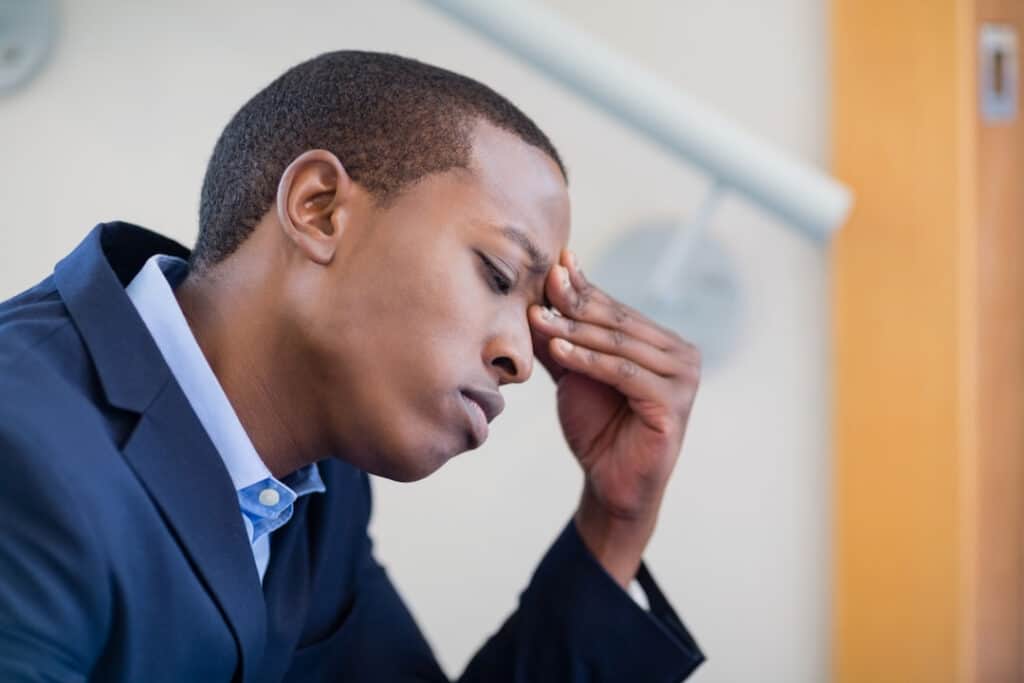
top-left (258, 488), bottom-right (280, 507)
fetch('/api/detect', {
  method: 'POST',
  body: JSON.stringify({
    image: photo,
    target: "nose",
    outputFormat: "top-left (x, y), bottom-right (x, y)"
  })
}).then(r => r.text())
top-left (484, 319), bottom-right (534, 385)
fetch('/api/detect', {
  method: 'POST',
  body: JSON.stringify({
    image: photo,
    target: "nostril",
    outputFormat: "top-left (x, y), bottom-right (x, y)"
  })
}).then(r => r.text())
top-left (492, 356), bottom-right (517, 378)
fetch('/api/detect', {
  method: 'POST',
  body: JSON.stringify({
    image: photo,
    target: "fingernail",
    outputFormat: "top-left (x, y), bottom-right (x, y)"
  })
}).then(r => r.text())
top-left (554, 338), bottom-right (573, 353)
top-left (568, 250), bottom-right (579, 270)
top-left (540, 306), bottom-right (553, 320)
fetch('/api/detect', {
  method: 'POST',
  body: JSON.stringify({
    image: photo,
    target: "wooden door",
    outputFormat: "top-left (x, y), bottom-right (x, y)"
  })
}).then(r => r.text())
top-left (832, 0), bottom-right (1024, 680)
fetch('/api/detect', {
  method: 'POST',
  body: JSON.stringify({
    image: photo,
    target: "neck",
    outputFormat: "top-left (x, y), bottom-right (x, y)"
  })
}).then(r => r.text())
top-left (175, 260), bottom-right (319, 479)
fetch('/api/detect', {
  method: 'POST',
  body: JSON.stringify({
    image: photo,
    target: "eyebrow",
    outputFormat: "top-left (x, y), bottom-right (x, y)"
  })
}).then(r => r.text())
top-left (498, 225), bottom-right (552, 276)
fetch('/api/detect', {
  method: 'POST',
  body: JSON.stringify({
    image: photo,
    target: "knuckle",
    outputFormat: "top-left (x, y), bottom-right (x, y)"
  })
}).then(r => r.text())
top-left (617, 360), bottom-right (638, 378)
top-left (610, 328), bottom-right (625, 347)
top-left (585, 349), bottom-right (599, 365)
top-left (572, 290), bottom-right (590, 314)
top-left (566, 317), bottom-right (578, 334)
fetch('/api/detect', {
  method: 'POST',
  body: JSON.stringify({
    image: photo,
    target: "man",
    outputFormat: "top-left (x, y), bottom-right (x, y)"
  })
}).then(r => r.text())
top-left (0, 51), bottom-right (703, 681)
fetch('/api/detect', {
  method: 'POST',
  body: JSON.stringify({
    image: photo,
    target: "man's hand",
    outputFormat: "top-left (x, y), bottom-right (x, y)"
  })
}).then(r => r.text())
top-left (528, 249), bottom-right (701, 589)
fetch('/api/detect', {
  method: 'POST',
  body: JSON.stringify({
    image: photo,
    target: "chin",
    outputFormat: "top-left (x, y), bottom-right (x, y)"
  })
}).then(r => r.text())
top-left (377, 456), bottom-right (450, 482)
top-left (333, 409), bottom-right (466, 482)
top-left (358, 443), bottom-right (457, 483)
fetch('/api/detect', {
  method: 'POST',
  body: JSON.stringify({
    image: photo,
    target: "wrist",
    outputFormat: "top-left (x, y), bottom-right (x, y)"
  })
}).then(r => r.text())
top-left (573, 486), bottom-right (661, 589)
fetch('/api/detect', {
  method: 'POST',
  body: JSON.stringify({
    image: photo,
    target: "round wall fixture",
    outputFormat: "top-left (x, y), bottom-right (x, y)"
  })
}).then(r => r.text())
top-left (590, 218), bottom-right (743, 372)
top-left (0, 0), bottom-right (57, 96)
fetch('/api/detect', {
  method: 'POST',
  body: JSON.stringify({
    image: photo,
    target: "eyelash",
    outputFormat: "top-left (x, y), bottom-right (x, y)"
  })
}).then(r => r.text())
top-left (480, 254), bottom-right (514, 295)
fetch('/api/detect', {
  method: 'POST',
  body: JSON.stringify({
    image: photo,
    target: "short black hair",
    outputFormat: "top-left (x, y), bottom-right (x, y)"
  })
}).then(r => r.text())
top-left (194, 50), bottom-right (565, 270)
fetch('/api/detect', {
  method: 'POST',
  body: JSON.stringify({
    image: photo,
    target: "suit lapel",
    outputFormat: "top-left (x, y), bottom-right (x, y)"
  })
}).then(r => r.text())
top-left (121, 375), bottom-right (268, 683)
top-left (54, 222), bottom-right (268, 682)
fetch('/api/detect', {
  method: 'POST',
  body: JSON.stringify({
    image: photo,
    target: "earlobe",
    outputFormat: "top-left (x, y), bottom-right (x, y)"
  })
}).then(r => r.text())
top-left (276, 149), bottom-right (354, 265)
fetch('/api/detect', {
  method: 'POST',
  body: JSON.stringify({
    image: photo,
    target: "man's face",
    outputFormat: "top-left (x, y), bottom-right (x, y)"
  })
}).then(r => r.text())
top-left (295, 122), bottom-right (570, 481)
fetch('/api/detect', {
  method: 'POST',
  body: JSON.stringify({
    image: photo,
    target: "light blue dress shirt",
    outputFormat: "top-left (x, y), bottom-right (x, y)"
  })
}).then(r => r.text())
top-left (126, 254), bottom-right (325, 582)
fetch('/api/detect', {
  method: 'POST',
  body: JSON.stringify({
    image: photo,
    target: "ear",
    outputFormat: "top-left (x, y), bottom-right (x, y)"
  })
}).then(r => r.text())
top-left (275, 149), bottom-right (354, 265)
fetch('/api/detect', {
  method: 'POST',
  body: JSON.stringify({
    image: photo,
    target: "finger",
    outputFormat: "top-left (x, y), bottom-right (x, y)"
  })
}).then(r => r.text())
top-left (557, 258), bottom-right (703, 374)
top-left (529, 304), bottom-right (681, 377)
top-left (556, 249), bottom-right (682, 349)
top-left (545, 263), bottom-right (681, 352)
top-left (560, 249), bottom-right (650, 321)
top-left (530, 323), bottom-right (568, 382)
top-left (547, 336), bottom-right (674, 406)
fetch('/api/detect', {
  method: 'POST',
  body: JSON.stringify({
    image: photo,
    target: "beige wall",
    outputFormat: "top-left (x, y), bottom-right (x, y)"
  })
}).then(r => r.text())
top-left (0, 2), bottom-right (831, 681)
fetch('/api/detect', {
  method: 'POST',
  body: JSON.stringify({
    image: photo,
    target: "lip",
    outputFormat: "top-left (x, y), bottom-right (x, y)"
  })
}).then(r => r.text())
top-left (460, 387), bottom-right (505, 423)
top-left (459, 387), bottom-right (505, 448)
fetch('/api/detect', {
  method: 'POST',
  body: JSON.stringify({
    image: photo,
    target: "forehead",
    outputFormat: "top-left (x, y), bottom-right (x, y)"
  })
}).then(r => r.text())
top-left (461, 121), bottom-right (571, 255)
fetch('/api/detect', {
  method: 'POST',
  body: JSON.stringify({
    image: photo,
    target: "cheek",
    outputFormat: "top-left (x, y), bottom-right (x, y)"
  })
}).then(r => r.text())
top-left (397, 258), bottom-right (488, 345)
top-left (400, 284), bottom-right (484, 385)
top-left (326, 249), bottom-right (492, 414)
top-left (383, 271), bottom-right (495, 435)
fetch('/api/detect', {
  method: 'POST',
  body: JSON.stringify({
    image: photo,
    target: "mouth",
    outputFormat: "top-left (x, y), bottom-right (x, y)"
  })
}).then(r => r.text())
top-left (459, 387), bottom-right (505, 448)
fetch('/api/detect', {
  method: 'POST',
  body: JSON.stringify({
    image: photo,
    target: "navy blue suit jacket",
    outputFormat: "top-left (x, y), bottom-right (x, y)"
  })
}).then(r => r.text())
top-left (0, 223), bottom-right (703, 682)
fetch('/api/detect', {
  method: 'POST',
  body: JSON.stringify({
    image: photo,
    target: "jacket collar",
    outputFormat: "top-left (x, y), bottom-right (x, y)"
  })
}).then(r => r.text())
top-left (53, 221), bottom-right (189, 412)
top-left (53, 222), bottom-right (269, 682)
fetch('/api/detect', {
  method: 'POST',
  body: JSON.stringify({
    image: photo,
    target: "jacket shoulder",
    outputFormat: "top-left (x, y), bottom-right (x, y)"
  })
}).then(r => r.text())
top-left (0, 276), bottom-right (134, 458)
top-left (0, 275), bottom-right (74, 367)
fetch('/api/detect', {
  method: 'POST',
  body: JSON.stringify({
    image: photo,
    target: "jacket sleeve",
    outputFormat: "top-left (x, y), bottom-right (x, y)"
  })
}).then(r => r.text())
top-left (457, 520), bottom-right (704, 683)
top-left (0, 426), bottom-right (111, 683)
top-left (325, 473), bottom-right (703, 682)
top-left (318, 520), bottom-right (703, 683)
top-left (297, 468), bottom-right (703, 682)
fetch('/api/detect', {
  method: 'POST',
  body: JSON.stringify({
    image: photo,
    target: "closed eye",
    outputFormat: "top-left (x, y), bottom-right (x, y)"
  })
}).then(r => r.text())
top-left (478, 253), bottom-right (514, 295)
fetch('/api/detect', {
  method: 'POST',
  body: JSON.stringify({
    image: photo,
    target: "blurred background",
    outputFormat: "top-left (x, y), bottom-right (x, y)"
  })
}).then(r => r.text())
top-left (0, 1), bottom-right (1020, 682)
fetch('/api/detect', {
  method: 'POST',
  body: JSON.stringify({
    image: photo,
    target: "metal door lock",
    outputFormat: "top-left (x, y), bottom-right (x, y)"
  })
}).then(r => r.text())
top-left (981, 24), bottom-right (1018, 123)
